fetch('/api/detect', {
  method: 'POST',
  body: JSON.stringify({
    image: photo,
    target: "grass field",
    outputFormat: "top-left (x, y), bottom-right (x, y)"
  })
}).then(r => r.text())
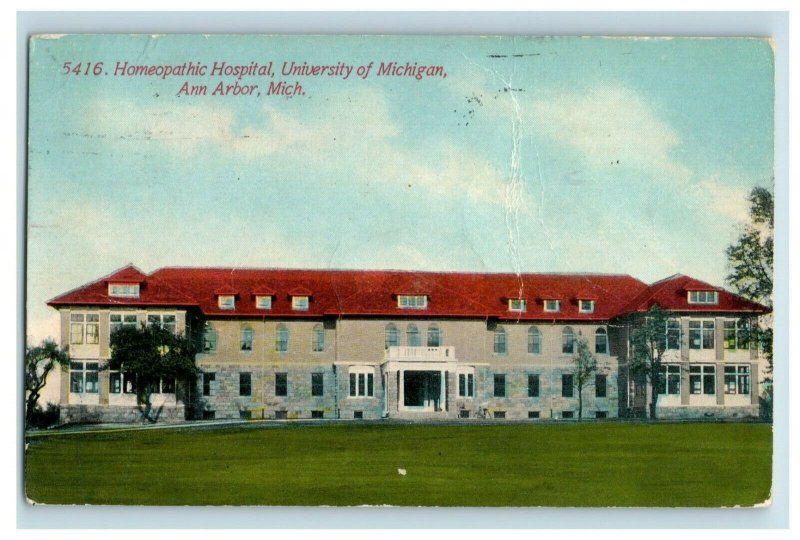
top-left (24, 422), bottom-right (772, 507)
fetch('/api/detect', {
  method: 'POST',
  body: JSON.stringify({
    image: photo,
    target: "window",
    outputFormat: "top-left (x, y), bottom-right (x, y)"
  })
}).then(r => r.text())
top-left (562, 327), bottom-right (576, 354)
top-left (398, 295), bottom-right (427, 309)
top-left (349, 369), bottom-right (374, 397)
top-left (275, 372), bottom-right (288, 397)
top-left (312, 324), bottom-right (325, 352)
top-left (528, 374), bottom-right (540, 397)
top-left (544, 299), bottom-right (560, 312)
top-left (292, 296), bottom-right (309, 311)
top-left (688, 290), bottom-right (719, 304)
top-left (69, 361), bottom-right (99, 394)
top-left (161, 378), bottom-right (175, 394)
top-left (493, 411), bottom-right (506, 419)
top-left (493, 326), bottom-right (507, 355)
top-left (657, 364), bottom-right (681, 395)
top-left (595, 411), bottom-right (608, 419)
top-left (353, 411), bottom-right (364, 419)
top-left (276, 324), bottom-right (289, 352)
top-left (562, 374), bottom-right (574, 397)
top-left (385, 324), bottom-right (399, 349)
top-left (202, 372), bottom-right (215, 396)
top-left (493, 374), bottom-right (506, 397)
top-left (255, 295), bottom-right (272, 310)
top-left (70, 313), bottom-right (99, 345)
top-left (108, 283), bottom-right (140, 298)
top-left (595, 374), bottom-right (607, 398)
top-left (109, 371), bottom-right (138, 394)
top-left (240, 327), bottom-right (253, 351)
top-left (239, 372), bottom-right (252, 396)
top-left (110, 313), bottom-right (138, 334)
top-left (312, 373), bottom-right (324, 396)
top-left (218, 295), bottom-right (235, 310)
top-left (724, 365), bottom-right (751, 395)
top-left (528, 411), bottom-right (540, 419)
top-left (579, 300), bottom-right (595, 313)
top-left (407, 324), bottom-right (421, 347)
top-left (202, 325), bottom-right (218, 353)
top-left (311, 410), bottom-right (324, 419)
top-left (427, 325), bottom-right (441, 347)
top-left (458, 373), bottom-right (474, 398)
top-left (689, 320), bottom-right (715, 350)
top-left (562, 411), bottom-right (574, 419)
top-left (508, 298), bottom-right (527, 312)
top-left (147, 314), bottom-right (177, 334)
top-left (459, 410), bottom-right (470, 419)
top-left (595, 327), bottom-right (608, 354)
top-left (528, 326), bottom-right (542, 354)
top-left (724, 320), bottom-right (751, 350)
top-left (689, 365), bottom-right (716, 395)
top-left (666, 319), bottom-right (681, 350)
top-left (274, 410), bottom-right (287, 420)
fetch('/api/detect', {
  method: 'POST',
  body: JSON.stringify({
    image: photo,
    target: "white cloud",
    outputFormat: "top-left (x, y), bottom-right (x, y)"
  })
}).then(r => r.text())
top-left (529, 84), bottom-right (688, 178)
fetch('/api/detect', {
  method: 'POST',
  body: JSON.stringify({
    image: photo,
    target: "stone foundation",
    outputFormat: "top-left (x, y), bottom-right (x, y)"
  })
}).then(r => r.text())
top-left (657, 405), bottom-right (759, 420)
top-left (60, 404), bottom-right (186, 424)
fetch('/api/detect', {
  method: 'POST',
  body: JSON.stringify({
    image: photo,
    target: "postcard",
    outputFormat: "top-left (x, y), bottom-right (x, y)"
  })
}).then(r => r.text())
top-left (24, 34), bottom-right (774, 507)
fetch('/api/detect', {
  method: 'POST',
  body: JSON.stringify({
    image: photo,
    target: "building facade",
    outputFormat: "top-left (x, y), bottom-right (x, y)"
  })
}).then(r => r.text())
top-left (47, 265), bottom-right (768, 424)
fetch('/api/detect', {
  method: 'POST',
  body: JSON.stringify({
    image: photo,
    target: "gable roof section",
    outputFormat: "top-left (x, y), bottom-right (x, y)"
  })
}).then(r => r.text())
top-left (47, 264), bottom-right (197, 308)
top-left (47, 266), bottom-right (768, 319)
top-left (623, 274), bottom-right (769, 314)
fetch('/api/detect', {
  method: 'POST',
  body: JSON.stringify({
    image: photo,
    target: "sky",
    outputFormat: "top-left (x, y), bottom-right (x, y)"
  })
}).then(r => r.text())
top-left (26, 35), bottom-right (774, 343)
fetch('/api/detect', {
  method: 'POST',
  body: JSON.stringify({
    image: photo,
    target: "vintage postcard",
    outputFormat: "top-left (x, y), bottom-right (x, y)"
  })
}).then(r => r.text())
top-left (25, 34), bottom-right (774, 507)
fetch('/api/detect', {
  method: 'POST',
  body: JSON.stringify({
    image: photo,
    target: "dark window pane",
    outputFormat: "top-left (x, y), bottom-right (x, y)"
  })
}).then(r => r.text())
top-left (562, 374), bottom-right (574, 397)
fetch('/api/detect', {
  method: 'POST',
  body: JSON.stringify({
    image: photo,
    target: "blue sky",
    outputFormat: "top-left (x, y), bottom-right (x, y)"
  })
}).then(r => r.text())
top-left (26, 35), bottom-right (774, 342)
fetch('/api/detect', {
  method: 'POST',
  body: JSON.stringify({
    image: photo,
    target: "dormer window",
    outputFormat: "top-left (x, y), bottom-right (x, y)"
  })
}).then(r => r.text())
top-left (218, 295), bottom-right (235, 310)
top-left (292, 296), bottom-right (309, 311)
top-left (255, 296), bottom-right (272, 310)
top-left (398, 295), bottom-right (427, 309)
top-left (579, 300), bottom-right (595, 313)
top-left (508, 299), bottom-right (527, 312)
top-left (688, 291), bottom-right (719, 304)
top-left (108, 283), bottom-right (140, 298)
top-left (544, 299), bottom-right (560, 313)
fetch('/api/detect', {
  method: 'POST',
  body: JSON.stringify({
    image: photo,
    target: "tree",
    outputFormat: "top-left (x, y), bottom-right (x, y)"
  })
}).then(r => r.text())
top-left (572, 337), bottom-right (599, 421)
top-left (725, 186), bottom-right (773, 420)
top-left (109, 323), bottom-right (199, 423)
top-left (25, 340), bottom-right (69, 428)
top-left (630, 305), bottom-right (674, 420)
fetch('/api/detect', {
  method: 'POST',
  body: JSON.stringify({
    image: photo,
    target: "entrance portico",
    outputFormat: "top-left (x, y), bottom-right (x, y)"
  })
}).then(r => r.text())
top-left (382, 346), bottom-right (459, 418)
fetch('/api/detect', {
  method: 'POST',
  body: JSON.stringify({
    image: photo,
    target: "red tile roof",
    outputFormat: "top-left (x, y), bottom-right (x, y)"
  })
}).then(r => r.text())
top-left (47, 266), bottom-right (768, 319)
top-left (623, 274), bottom-right (769, 314)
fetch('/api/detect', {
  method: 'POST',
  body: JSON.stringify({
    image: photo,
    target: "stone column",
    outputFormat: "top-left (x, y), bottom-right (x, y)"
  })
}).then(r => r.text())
top-left (750, 362), bottom-right (760, 406)
top-left (680, 363), bottom-right (690, 405)
top-left (398, 370), bottom-right (404, 411)
top-left (680, 318), bottom-right (690, 362)
top-left (439, 370), bottom-right (445, 411)
top-left (99, 369), bottom-right (109, 405)
top-left (716, 362), bottom-right (725, 405)
top-left (715, 318), bottom-right (725, 361)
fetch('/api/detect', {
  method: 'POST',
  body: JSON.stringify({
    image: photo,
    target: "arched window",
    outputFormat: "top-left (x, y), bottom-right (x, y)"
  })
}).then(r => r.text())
top-left (312, 323), bottom-right (325, 352)
top-left (276, 324), bottom-right (289, 353)
top-left (494, 326), bottom-right (507, 355)
top-left (595, 327), bottom-right (609, 355)
top-left (562, 326), bottom-right (576, 354)
top-left (407, 324), bottom-right (421, 347)
top-left (240, 326), bottom-right (253, 351)
top-left (427, 324), bottom-right (441, 347)
top-left (528, 326), bottom-right (542, 354)
top-left (385, 323), bottom-right (399, 349)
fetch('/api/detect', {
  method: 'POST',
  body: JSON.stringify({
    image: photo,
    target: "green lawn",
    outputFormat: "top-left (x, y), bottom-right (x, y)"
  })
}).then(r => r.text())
top-left (25, 422), bottom-right (772, 507)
